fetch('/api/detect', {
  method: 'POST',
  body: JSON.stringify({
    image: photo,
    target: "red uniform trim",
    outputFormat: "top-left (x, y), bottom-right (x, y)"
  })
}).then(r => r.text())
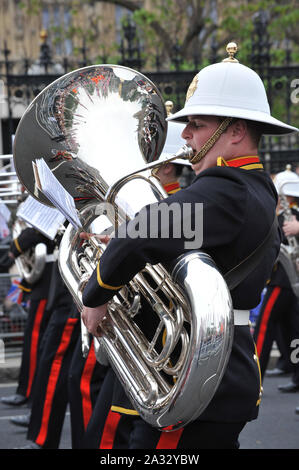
top-left (226, 156), bottom-right (261, 168)
top-left (99, 410), bottom-right (122, 449)
top-left (256, 286), bottom-right (281, 357)
top-left (26, 299), bottom-right (47, 398)
top-left (35, 317), bottom-right (78, 447)
top-left (163, 181), bottom-right (180, 193)
top-left (156, 425), bottom-right (184, 449)
top-left (80, 341), bottom-right (97, 430)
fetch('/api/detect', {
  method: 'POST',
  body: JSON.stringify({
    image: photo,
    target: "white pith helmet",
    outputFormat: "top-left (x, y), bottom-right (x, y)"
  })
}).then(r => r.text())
top-left (167, 43), bottom-right (298, 135)
top-left (160, 121), bottom-right (191, 166)
top-left (274, 166), bottom-right (299, 196)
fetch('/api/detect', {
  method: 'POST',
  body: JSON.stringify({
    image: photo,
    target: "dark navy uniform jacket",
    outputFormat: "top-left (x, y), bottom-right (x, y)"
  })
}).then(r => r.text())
top-left (83, 156), bottom-right (282, 423)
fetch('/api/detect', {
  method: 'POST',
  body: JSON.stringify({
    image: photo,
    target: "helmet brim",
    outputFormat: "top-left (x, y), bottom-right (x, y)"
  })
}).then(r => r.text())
top-left (167, 104), bottom-right (299, 135)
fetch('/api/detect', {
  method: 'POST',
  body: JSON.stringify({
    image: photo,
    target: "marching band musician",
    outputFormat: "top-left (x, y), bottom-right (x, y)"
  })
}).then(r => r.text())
top-left (275, 171), bottom-right (299, 416)
top-left (4, 213), bottom-right (80, 448)
top-left (81, 44), bottom-right (298, 449)
top-left (4, 199), bottom-right (103, 447)
top-left (1, 224), bottom-right (55, 409)
top-left (0, 211), bottom-right (13, 307)
top-left (282, 212), bottom-right (299, 415)
top-left (12, 224), bottom-right (80, 449)
top-left (253, 168), bottom-right (299, 387)
top-left (22, 260), bottom-right (80, 449)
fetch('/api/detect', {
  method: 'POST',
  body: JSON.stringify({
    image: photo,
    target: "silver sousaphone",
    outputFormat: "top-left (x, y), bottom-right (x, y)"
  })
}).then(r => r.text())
top-left (13, 64), bottom-right (234, 430)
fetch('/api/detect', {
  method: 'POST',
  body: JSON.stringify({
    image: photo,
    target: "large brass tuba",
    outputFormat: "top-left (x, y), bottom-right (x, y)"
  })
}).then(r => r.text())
top-left (13, 65), bottom-right (234, 430)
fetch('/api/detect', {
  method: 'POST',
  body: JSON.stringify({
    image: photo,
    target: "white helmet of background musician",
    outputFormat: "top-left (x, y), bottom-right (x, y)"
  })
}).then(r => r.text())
top-left (160, 121), bottom-right (191, 166)
top-left (167, 42), bottom-right (299, 136)
top-left (274, 166), bottom-right (299, 197)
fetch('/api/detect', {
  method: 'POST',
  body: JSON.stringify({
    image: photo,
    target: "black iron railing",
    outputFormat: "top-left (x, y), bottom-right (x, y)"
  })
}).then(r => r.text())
top-left (0, 13), bottom-right (298, 173)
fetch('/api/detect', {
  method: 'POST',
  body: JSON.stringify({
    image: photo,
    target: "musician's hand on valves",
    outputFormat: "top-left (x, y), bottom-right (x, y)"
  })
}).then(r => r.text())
top-left (80, 232), bottom-right (111, 245)
top-left (81, 303), bottom-right (108, 337)
top-left (283, 216), bottom-right (299, 237)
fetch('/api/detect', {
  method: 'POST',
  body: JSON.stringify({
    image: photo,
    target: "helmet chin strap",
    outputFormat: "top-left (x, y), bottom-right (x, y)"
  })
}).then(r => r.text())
top-left (190, 117), bottom-right (234, 164)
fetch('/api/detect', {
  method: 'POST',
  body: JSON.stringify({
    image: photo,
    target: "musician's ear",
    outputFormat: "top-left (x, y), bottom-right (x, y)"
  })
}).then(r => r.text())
top-left (230, 119), bottom-right (247, 143)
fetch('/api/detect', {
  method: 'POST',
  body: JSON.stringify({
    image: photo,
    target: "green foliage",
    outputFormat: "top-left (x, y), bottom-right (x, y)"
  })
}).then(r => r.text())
top-left (221, 15), bottom-right (240, 34)
top-left (15, 0), bottom-right (299, 72)
top-left (19, 0), bottom-right (43, 15)
top-left (132, 9), bottom-right (157, 27)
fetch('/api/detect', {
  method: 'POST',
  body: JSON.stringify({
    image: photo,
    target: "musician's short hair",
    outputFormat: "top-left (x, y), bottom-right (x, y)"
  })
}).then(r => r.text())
top-left (246, 120), bottom-right (264, 147)
top-left (218, 117), bottom-right (263, 147)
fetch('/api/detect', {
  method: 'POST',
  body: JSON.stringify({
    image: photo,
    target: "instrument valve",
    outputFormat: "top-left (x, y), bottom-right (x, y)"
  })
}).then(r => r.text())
top-left (126, 294), bottom-right (141, 317)
top-left (153, 302), bottom-right (166, 316)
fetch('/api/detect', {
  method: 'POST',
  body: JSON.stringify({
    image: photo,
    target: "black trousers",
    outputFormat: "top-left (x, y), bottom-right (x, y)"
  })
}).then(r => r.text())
top-left (81, 367), bottom-right (246, 450)
top-left (253, 285), bottom-right (299, 382)
top-left (68, 334), bottom-right (108, 448)
top-left (17, 298), bottom-right (51, 399)
top-left (123, 417), bottom-right (246, 449)
top-left (26, 305), bottom-right (80, 449)
top-left (81, 367), bottom-right (116, 449)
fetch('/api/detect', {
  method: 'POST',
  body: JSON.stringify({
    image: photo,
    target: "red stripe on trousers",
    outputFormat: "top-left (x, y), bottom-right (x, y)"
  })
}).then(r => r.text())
top-left (256, 286), bottom-right (281, 357)
top-left (26, 299), bottom-right (47, 398)
top-left (35, 317), bottom-right (78, 447)
top-left (80, 341), bottom-right (97, 429)
top-left (156, 426), bottom-right (184, 449)
top-left (99, 411), bottom-right (121, 449)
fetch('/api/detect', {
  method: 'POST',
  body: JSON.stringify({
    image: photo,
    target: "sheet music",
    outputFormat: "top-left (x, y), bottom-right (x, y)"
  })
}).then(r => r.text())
top-left (17, 195), bottom-right (66, 240)
top-left (32, 158), bottom-right (82, 230)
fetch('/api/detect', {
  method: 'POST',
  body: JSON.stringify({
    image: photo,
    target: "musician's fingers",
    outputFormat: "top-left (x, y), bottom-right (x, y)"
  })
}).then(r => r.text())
top-left (97, 235), bottom-right (110, 245)
top-left (79, 232), bottom-right (92, 240)
top-left (283, 215), bottom-right (296, 224)
top-left (79, 232), bottom-right (110, 244)
top-left (81, 304), bottom-right (108, 337)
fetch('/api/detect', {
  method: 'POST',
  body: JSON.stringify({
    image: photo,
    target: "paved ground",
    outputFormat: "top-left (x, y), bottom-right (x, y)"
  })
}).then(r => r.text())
top-left (0, 373), bottom-right (299, 450)
top-left (0, 383), bottom-right (71, 449)
top-left (1, 346), bottom-right (299, 451)
top-left (239, 374), bottom-right (299, 449)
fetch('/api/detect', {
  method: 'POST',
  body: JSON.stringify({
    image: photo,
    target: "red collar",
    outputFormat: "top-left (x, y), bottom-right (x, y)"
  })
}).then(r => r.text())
top-left (163, 181), bottom-right (181, 194)
top-left (217, 156), bottom-right (263, 170)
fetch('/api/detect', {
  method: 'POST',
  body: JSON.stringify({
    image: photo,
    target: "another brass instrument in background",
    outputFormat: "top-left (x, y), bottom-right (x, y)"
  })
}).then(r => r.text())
top-left (277, 172), bottom-right (299, 298)
top-left (0, 155), bottom-right (47, 285)
top-left (12, 218), bottom-right (47, 285)
top-left (0, 154), bottom-right (22, 205)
